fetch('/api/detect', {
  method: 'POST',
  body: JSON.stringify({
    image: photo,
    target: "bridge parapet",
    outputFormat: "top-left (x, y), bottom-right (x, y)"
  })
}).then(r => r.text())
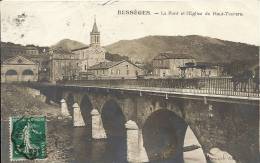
top-left (57, 78), bottom-right (259, 98)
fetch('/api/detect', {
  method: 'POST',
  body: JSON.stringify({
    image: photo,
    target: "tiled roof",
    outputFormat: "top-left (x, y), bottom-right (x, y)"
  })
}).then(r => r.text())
top-left (179, 62), bottom-right (221, 69)
top-left (88, 60), bottom-right (143, 70)
top-left (52, 48), bottom-right (74, 54)
top-left (88, 61), bottom-right (124, 70)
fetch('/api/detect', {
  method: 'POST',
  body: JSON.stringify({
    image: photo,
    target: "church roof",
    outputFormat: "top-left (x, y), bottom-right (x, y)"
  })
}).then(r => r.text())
top-left (71, 46), bottom-right (90, 52)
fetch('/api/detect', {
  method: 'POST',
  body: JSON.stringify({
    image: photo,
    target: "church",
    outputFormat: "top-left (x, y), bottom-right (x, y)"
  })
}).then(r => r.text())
top-left (72, 18), bottom-right (106, 74)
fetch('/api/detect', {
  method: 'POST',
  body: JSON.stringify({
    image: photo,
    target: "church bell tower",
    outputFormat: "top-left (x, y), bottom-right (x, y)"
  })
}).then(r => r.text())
top-left (90, 17), bottom-right (100, 47)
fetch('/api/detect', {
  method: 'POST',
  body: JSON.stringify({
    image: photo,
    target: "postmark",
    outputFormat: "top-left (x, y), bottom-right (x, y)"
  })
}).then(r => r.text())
top-left (10, 116), bottom-right (47, 161)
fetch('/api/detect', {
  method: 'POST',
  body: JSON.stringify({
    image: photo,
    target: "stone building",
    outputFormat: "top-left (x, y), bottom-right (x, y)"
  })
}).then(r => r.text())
top-left (1, 42), bottom-right (51, 81)
top-left (72, 18), bottom-right (106, 73)
top-left (152, 51), bottom-right (195, 78)
top-left (179, 62), bottom-right (224, 78)
top-left (87, 60), bottom-right (144, 79)
top-left (0, 42), bottom-right (48, 60)
top-left (1, 42), bottom-right (27, 60)
top-left (49, 49), bottom-right (80, 82)
top-left (1, 55), bottom-right (38, 82)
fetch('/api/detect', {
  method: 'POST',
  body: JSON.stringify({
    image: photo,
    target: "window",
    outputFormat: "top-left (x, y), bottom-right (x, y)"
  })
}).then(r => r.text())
top-left (117, 70), bottom-right (120, 75)
top-left (127, 70), bottom-right (129, 75)
top-left (85, 65), bottom-right (87, 70)
top-left (102, 70), bottom-right (105, 74)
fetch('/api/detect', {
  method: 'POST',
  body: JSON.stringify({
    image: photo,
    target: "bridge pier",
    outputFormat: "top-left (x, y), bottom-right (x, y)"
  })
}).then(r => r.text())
top-left (60, 99), bottom-right (70, 116)
top-left (125, 120), bottom-right (149, 163)
top-left (73, 103), bottom-right (85, 127)
top-left (91, 109), bottom-right (107, 139)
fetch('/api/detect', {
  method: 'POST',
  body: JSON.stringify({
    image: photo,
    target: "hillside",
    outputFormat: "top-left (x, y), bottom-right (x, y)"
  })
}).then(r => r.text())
top-left (51, 39), bottom-right (87, 52)
top-left (105, 35), bottom-right (259, 64)
top-left (50, 35), bottom-right (258, 67)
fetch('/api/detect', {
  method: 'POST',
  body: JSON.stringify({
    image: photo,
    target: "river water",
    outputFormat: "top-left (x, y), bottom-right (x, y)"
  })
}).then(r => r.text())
top-left (1, 121), bottom-right (206, 163)
top-left (70, 126), bottom-right (206, 163)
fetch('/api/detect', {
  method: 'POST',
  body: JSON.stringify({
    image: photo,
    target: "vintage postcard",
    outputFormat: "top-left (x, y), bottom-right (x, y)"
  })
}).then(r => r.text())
top-left (1, 0), bottom-right (259, 163)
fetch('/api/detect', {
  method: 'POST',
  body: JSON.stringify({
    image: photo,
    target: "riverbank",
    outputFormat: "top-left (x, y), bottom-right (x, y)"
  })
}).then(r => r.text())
top-left (1, 84), bottom-right (207, 163)
top-left (1, 84), bottom-right (73, 162)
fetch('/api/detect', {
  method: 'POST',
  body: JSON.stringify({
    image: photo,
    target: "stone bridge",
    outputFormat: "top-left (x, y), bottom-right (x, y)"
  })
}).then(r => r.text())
top-left (22, 80), bottom-right (259, 163)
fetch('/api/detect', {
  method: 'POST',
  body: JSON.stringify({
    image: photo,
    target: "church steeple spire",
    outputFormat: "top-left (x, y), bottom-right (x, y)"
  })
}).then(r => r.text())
top-left (92, 16), bottom-right (99, 33)
top-left (90, 16), bottom-right (100, 46)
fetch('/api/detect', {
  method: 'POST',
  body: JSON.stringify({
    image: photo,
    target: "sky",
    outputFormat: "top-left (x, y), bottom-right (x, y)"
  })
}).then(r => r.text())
top-left (1, 0), bottom-right (260, 46)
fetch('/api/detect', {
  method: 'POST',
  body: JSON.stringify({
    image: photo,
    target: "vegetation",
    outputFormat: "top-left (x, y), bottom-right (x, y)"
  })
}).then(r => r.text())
top-left (105, 52), bottom-right (130, 61)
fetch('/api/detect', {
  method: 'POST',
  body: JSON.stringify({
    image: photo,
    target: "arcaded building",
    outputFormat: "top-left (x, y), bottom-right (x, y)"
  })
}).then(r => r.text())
top-left (1, 55), bottom-right (39, 83)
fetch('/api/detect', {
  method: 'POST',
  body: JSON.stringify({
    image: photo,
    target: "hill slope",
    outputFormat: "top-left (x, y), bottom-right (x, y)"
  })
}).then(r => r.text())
top-left (105, 35), bottom-right (259, 63)
top-left (51, 39), bottom-right (87, 51)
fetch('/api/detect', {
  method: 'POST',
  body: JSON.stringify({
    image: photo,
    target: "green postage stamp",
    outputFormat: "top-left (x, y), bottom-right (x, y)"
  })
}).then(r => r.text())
top-left (10, 116), bottom-right (47, 161)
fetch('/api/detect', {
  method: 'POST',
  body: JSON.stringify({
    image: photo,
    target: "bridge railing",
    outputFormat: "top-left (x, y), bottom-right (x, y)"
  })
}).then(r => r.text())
top-left (57, 77), bottom-right (259, 97)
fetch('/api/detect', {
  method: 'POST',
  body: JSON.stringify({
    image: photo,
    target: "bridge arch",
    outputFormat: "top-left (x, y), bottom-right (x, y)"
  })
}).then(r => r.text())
top-left (101, 99), bottom-right (126, 138)
top-left (142, 108), bottom-right (206, 163)
top-left (142, 109), bottom-right (187, 162)
top-left (79, 95), bottom-right (93, 130)
top-left (101, 99), bottom-right (127, 162)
